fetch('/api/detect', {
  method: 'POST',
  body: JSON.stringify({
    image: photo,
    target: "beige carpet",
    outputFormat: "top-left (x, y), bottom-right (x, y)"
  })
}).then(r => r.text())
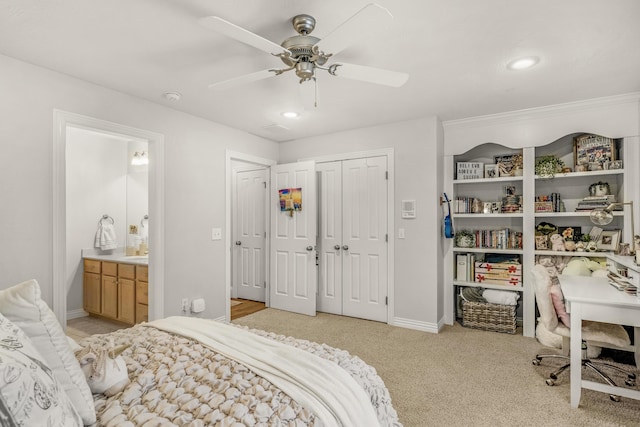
top-left (233, 309), bottom-right (640, 427)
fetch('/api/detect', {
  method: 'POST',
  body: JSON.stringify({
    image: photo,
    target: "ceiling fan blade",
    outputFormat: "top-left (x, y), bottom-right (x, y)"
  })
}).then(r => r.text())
top-left (208, 69), bottom-right (275, 91)
top-left (330, 63), bottom-right (409, 87)
top-left (199, 16), bottom-right (289, 55)
top-left (315, 3), bottom-right (393, 56)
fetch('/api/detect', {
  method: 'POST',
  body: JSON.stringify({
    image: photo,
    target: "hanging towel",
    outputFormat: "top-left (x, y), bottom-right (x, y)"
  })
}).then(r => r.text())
top-left (94, 221), bottom-right (117, 250)
top-left (139, 216), bottom-right (148, 242)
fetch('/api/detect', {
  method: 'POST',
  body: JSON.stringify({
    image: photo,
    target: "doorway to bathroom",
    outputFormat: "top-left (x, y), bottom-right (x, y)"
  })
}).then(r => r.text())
top-left (52, 110), bottom-right (165, 329)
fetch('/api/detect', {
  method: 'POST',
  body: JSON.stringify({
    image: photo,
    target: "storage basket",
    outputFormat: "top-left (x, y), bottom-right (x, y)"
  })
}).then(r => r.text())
top-left (461, 300), bottom-right (517, 334)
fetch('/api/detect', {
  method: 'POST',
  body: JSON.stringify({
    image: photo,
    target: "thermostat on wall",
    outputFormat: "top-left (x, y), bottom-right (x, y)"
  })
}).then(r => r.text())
top-left (401, 200), bottom-right (416, 218)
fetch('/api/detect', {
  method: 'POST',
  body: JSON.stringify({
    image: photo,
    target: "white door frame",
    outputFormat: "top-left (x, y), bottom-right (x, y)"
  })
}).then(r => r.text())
top-left (52, 110), bottom-right (165, 327)
top-left (225, 150), bottom-right (276, 321)
top-left (301, 148), bottom-right (395, 324)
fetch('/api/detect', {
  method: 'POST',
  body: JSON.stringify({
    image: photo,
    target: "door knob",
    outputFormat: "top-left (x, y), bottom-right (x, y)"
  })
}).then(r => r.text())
top-left (306, 246), bottom-right (314, 251)
top-left (334, 245), bottom-right (341, 250)
top-left (342, 245), bottom-right (349, 251)
top-left (235, 241), bottom-right (241, 246)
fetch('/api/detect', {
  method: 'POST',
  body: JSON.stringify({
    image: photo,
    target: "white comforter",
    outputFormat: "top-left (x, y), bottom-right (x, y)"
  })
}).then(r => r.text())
top-left (149, 317), bottom-right (380, 427)
top-left (82, 317), bottom-right (402, 426)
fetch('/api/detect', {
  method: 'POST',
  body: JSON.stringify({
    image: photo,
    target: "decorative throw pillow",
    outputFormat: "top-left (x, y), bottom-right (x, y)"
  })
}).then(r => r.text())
top-left (549, 284), bottom-right (570, 327)
top-left (0, 279), bottom-right (96, 425)
top-left (0, 313), bottom-right (82, 426)
top-left (532, 264), bottom-right (558, 331)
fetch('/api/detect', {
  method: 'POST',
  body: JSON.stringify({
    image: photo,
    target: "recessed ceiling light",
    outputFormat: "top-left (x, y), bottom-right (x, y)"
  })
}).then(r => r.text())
top-left (507, 56), bottom-right (539, 70)
top-left (281, 111), bottom-right (300, 119)
top-left (163, 92), bottom-right (182, 101)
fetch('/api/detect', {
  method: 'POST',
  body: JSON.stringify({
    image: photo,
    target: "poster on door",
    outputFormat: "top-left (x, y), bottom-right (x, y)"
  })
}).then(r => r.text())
top-left (279, 187), bottom-right (302, 216)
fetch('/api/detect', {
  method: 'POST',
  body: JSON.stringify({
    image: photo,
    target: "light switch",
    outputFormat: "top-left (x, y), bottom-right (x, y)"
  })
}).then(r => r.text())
top-left (398, 228), bottom-right (405, 239)
top-left (211, 228), bottom-right (222, 240)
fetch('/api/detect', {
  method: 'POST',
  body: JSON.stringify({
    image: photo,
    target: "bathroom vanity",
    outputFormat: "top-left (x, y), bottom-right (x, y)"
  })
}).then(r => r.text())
top-left (83, 254), bottom-right (148, 325)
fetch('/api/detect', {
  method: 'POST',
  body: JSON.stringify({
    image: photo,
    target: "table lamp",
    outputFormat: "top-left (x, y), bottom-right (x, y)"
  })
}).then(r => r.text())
top-left (589, 201), bottom-right (636, 256)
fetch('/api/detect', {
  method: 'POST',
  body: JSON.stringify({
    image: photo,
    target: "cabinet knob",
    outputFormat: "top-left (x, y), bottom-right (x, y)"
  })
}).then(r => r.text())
top-left (235, 241), bottom-right (242, 246)
top-left (342, 245), bottom-right (349, 251)
top-left (334, 245), bottom-right (341, 250)
top-left (306, 246), bottom-right (314, 251)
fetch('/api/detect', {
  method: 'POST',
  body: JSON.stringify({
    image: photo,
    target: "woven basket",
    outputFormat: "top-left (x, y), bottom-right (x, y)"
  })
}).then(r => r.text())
top-left (461, 300), bottom-right (517, 334)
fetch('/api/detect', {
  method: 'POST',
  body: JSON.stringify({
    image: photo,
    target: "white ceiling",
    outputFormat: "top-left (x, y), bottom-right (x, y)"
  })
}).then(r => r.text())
top-left (1, 0), bottom-right (639, 142)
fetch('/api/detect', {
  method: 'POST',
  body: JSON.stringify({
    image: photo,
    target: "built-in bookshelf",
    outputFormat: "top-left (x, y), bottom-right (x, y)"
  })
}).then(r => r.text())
top-left (445, 135), bottom-right (636, 337)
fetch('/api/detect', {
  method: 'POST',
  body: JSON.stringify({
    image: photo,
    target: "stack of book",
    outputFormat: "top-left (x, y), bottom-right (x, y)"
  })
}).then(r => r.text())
top-left (575, 195), bottom-right (618, 211)
top-left (456, 253), bottom-right (476, 282)
top-left (535, 193), bottom-right (562, 212)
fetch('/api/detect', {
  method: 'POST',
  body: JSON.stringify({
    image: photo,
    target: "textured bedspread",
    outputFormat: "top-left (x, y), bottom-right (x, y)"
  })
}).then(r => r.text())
top-left (78, 318), bottom-right (402, 426)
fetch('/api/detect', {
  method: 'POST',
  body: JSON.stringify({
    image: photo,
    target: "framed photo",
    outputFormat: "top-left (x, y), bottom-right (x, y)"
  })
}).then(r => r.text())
top-left (494, 154), bottom-right (516, 177)
top-left (558, 226), bottom-right (581, 241)
top-left (483, 202), bottom-right (492, 214)
top-left (573, 134), bottom-right (616, 167)
top-left (484, 164), bottom-right (498, 178)
top-left (596, 230), bottom-right (620, 251)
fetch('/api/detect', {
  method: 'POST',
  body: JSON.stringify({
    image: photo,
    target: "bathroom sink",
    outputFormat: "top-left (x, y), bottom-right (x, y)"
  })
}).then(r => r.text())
top-left (122, 255), bottom-right (148, 260)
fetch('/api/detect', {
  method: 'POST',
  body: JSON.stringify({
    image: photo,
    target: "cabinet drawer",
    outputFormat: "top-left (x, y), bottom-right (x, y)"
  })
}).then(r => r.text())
top-left (136, 281), bottom-right (148, 304)
top-left (136, 265), bottom-right (148, 282)
top-left (84, 259), bottom-right (101, 274)
top-left (119, 263), bottom-right (135, 280)
top-left (102, 262), bottom-right (118, 277)
top-left (627, 270), bottom-right (640, 288)
top-left (136, 303), bottom-right (148, 324)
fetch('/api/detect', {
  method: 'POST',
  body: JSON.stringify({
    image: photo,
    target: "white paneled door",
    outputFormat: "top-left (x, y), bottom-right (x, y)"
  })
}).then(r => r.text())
top-left (318, 156), bottom-right (388, 322)
top-left (233, 168), bottom-right (267, 302)
top-left (269, 161), bottom-right (317, 316)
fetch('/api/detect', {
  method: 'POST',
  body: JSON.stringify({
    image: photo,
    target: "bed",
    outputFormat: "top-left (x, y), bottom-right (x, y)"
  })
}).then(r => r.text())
top-left (0, 280), bottom-right (402, 426)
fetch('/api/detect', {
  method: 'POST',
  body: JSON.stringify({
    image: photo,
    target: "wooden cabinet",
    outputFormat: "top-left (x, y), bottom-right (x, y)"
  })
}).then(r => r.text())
top-left (135, 265), bottom-right (148, 324)
top-left (83, 259), bottom-right (101, 314)
top-left (83, 259), bottom-right (149, 325)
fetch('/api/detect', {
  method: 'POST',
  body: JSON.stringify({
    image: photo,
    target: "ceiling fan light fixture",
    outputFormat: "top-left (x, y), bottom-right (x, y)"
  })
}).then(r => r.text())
top-left (507, 56), bottom-right (539, 70)
top-left (281, 111), bottom-right (299, 119)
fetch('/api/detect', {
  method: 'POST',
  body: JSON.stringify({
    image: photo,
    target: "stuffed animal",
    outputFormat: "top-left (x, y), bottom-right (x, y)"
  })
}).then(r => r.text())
top-left (575, 241), bottom-right (585, 251)
top-left (550, 233), bottom-right (565, 251)
top-left (564, 240), bottom-right (576, 251)
top-left (77, 340), bottom-right (130, 396)
top-left (586, 241), bottom-right (598, 252)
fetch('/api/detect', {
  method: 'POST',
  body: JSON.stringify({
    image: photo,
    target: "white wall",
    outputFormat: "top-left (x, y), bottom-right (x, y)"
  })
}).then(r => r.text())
top-left (278, 117), bottom-right (444, 329)
top-left (66, 128), bottom-right (129, 313)
top-left (0, 53), bottom-right (279, 320)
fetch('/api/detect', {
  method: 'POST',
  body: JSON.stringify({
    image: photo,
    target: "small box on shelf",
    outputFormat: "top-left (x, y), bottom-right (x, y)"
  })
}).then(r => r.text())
top-left (456, 162), bottom-right (483, 180)
top-left (474, 261), bottom-right (522, 286)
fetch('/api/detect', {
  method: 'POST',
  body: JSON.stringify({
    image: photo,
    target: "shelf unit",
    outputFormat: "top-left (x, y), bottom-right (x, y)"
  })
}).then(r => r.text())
top-left (446, 136), bottom-right (636, 337)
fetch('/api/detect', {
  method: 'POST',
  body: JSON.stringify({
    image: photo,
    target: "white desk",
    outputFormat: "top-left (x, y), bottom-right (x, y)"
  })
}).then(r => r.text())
top-left (559, 275), bottom-right (640, 408)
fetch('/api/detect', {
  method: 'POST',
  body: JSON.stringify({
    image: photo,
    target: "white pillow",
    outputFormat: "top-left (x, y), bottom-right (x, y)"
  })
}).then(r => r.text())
top-left (0, 279), bottom-right (96, 425)
top-left (0, 312), bottom-right (82, 426)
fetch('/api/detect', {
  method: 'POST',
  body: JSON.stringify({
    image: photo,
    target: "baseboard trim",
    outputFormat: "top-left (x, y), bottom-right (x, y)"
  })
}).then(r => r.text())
top-left (393, 317), bottom-right (440, 334)
top-left (66, 309), bottom-right (89, 320)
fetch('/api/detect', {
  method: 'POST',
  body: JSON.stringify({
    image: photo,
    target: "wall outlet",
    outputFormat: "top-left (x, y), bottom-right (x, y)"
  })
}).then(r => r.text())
top-left (181, 298), bottom-right (189, 313)
top-left (211, 228), bottom-right (222, 240)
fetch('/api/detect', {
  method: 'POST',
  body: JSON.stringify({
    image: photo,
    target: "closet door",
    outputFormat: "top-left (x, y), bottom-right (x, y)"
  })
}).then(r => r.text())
top-left (317, 161), bottom-right (343, 314)
top-left (342, 157), bottom-right (388, 322)
top-left (317, 156), bottom-right (388, 322)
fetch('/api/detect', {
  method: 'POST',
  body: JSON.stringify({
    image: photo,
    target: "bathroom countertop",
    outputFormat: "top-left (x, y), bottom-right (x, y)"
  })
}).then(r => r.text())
top-left (82, 248), bottom-right (148, 265)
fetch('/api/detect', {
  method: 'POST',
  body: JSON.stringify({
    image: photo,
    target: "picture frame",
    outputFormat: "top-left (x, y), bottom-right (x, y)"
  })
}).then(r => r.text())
top-left (573, 134), bottom-right (616, 167)
top-left (484, 164), bottom-right (498, 179)
top-left (596, 230), bottom-right (620, 252)
top-left (494, 154), bottom-right (516, 177)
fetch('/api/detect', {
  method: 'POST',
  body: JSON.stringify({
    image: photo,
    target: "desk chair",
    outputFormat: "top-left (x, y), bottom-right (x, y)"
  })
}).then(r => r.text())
top-left (531, 264), bottom-right (636, 401)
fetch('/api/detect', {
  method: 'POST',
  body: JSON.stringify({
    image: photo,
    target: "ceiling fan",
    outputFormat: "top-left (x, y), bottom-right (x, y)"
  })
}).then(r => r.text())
top-left (199, 3), bottom-right (409, 94)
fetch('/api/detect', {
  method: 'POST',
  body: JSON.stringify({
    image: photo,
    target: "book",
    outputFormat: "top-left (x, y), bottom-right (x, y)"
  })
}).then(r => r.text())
top-left (457, 254), bottom-right (468, 281)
